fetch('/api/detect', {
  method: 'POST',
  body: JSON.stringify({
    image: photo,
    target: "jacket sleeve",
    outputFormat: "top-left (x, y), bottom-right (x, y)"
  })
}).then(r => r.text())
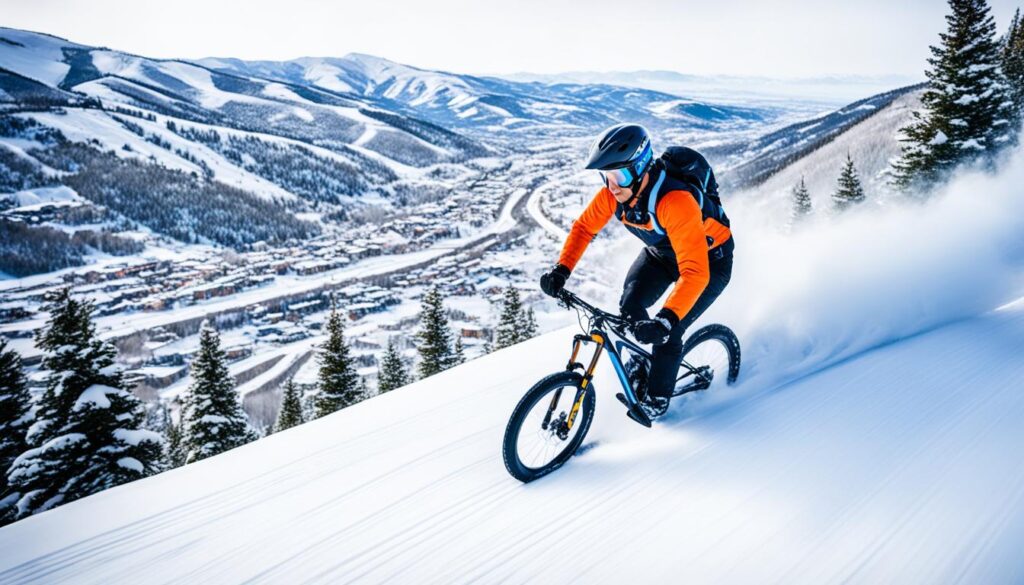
top-left (657, 190), bottom-right (711, 321)
top-left (557, 188), bottom-right (617, 271)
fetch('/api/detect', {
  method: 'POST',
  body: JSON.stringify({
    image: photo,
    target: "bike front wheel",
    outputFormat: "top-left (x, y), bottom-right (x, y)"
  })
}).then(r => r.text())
top-left (674, 324), bottom-right (741, 396)
top-left (502, 371), bottom-right (595, 483)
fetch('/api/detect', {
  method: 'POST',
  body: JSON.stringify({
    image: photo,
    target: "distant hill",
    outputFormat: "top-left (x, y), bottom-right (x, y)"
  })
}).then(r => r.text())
top-left (710, 83), bottom-right (926, 193)
top-left (745, 88), bottom-right (926, 217)
top-left (195, 54), bottom-right (778, 134)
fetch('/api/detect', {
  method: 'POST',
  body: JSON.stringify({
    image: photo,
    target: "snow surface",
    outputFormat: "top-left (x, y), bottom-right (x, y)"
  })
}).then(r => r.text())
top-left (1, 186), bottom-right (79, 207)
top-left (0, 27), bottom-right (81, 86)
top-left (0, 297), bottom-right (1022, 583)
top-left (72, 385), bottom-right (122, 410)
top-left (115, 458), bottom-right (143, 473)
top-left (112, 429), bottom-right (162, 447)
top-left (1, 146), bottom-right (1023, 582)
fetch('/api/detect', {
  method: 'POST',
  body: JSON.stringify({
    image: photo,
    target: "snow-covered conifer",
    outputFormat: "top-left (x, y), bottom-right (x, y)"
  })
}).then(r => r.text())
top-left (180, 320), bottom-right (255, 463)
top-left (314, 304), bottom-right (360, 417)
top-left (164, 413), bottom-right (185, 469)
top-left (8, 289), bottom-right (163, 519)
top-left (495, 286), bottom-right (524, 349)
top-left (833, 154), bottom-right (866, 212)
top-left (274, 378), bottom-right (304, 432)
top-left (377, 339), bottom-right (409, 394)
top-left (0, 340), bottom-right (32, 525)
top-left (520, 307), bottom-right (539, 341)
top-left (791, 176), bottom-right (813, 223)
top-left (416, 286), bottom-right (455, 378)
top-left (1002, 9), bottom-right (1024, 131)
top-left (892, 0), bottom-right (1014, 189)
top-left (453, 337), bottom-right (466, 366)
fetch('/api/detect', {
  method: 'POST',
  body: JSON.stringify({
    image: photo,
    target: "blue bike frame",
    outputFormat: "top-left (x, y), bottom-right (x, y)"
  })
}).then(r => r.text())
top-left (559, 291), bottom-right (657, 427)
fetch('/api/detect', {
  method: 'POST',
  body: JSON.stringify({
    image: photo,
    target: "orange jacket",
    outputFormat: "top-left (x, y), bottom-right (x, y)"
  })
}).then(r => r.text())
top-left (557, 186), bottom-right (728, 320)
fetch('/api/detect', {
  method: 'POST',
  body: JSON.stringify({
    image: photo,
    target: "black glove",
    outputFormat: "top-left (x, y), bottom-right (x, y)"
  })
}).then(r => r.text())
top-left (540, 264), bottom-right (571, 298)
top-left (633, 308), bottom-right (679, 345)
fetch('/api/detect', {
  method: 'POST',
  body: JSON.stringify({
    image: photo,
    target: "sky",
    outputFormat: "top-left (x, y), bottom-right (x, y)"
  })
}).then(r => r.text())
top-left (2, 0), bottom-right (1021, 79)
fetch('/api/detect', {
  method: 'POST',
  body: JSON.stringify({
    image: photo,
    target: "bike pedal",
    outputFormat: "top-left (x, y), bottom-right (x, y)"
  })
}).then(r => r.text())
top-left (616, 393), bottom-right (652, 428)
top-left (626, 408), bottom-right (653, 428)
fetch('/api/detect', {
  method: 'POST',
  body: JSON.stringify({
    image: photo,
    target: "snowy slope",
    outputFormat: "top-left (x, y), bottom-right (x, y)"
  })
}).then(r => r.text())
top-left (738, 88), bottom-right (924, 218)
top-left (1, 145), bottom-right (1024, 584)
top-left (0, 28), bottom-right (85, 87)
top-left (711, 84), bottom-right (925, 191)
top-left (0, 301), bottom-right (1022, 583)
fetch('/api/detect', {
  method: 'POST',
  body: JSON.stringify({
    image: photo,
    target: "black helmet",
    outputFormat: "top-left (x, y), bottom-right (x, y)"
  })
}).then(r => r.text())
top-left (584, 124), bottom-right (654, 187)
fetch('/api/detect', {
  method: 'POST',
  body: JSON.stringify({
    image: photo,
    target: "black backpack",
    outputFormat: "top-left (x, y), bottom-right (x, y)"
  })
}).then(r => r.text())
top-left (658, 146), bottom-right (729, 227)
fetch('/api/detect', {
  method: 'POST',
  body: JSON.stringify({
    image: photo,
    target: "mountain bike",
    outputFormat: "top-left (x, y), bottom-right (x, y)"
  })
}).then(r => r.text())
top-left (502, 289), bottom-right (741, 483)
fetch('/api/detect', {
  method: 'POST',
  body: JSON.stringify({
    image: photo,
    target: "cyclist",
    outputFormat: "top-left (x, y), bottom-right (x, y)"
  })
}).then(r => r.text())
top-left (540, 124), bottom-right (734, 418)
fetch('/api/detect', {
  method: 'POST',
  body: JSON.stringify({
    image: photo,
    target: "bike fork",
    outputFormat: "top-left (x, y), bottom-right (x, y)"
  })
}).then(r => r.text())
top-left (549, 333), bottom-right (605, 433)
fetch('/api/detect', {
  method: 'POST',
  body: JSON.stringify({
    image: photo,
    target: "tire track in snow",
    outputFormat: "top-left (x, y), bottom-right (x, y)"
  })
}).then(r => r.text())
top-left (240, 436), bottom-right (494, 583)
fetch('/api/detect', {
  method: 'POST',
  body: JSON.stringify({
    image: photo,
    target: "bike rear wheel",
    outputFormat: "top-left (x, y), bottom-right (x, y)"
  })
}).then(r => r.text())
top-left (674, 324), bottom-right (741, 396)
top-left (503, 371), bottom-right (595, 483)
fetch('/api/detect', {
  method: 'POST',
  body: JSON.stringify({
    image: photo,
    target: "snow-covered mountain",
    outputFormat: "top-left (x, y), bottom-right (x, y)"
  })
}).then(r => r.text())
top-left (0, 27), bottom-right (489, 167)
top-left (0, 25), bottom-right (821, 271)
top-left (195, 54), bottom-right (776, 132)
top-left (502, 69), bottom-right (921, 108)
top-left (0, 26), bottom-right (512, 257)
top-left (2, 140), bottom-right (1023, 582)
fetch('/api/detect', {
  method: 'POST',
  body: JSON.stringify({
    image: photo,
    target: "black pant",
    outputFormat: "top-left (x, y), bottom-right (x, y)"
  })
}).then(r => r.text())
top-left (619, 246), bottom-right (733, 398)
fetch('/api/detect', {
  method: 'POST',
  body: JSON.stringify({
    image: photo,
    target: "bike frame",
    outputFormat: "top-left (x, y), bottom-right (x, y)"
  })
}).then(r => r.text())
top-left (552, 290), bottom-right (708, 429)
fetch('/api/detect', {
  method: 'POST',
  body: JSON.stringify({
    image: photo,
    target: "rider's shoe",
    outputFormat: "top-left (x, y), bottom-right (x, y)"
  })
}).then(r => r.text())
top-left (641, 394), bottom-right (671, 419)
top-left (624, 355), bottom-right (649, 400)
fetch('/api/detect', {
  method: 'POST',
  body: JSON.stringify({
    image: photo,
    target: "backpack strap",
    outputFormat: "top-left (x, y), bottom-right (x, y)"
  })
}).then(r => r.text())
top-left (648, 169), bottom-right (711, 235)
top-left (647, 169), bottom-right (667, 235)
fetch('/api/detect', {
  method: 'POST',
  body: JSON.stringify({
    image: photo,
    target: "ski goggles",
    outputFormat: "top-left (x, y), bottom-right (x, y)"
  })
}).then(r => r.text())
top-left (599, 167), bottom-right (637, 189)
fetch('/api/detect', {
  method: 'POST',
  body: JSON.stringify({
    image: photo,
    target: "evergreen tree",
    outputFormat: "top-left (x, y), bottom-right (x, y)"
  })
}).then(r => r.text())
top-left (520, 307), bottom-right (539, 340)
top-left (299, 384), bottom-right (321, 422)
top-left (791, 176), bottom-right (813, 223)
top-left (416, 286), bottom-right (455, 378)
top-left (495, 286), bottom-right (524, 350)
top-left (453, 336), bottom-right (466, 366)
top-left (8, 289), bottom-right (163, 519)
top-left (274, 378), bottom-right (304, 432)
top-left (892, 0), bottom-right (1014, 189)
top-left (145, 401), bottom-right (184, 469)
top-left (833, 154), bottom-right (866, 212)
top-left (0, 340), bottom-right (32, 526)
top-left (1002, 8), bottom-right (1024, 131)
top-left (356, 377), bottom-right (370, 401)
top-left (314, 304), bottom-right (360, 417)
top-left (143, 401), bottom-right (169, 436)
top-left (377, 338), bottom-right (409, 393)
top-left (180, 321), bottom-right (255, 463)
top-left (164, 413), bottom-right (185, 469)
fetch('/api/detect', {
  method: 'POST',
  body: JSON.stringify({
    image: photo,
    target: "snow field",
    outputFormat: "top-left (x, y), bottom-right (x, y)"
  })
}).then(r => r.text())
top-left (1, 295), bottom-right (1023, 582)
top-left (0, 27), bottom-right (79, 86)
top-left (678, 143), bottom-right (1024, 395)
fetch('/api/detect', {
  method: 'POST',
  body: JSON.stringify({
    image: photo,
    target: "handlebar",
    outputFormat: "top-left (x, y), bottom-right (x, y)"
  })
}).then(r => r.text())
top-left (557, 289), bottom-right (632, 331)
